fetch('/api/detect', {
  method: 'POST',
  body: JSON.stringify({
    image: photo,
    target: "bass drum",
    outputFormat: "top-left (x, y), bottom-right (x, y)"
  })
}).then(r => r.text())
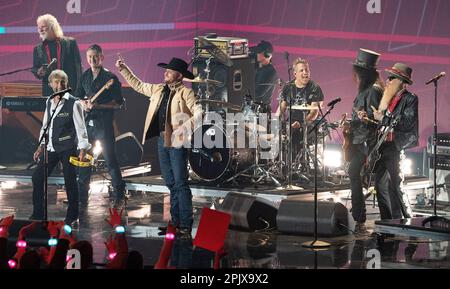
top-left (189, 124), bottom-right (255, 182)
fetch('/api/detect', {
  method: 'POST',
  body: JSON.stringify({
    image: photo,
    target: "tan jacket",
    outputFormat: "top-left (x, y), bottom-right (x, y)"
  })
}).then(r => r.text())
top-left (119, 66), bottom-right (202, 147)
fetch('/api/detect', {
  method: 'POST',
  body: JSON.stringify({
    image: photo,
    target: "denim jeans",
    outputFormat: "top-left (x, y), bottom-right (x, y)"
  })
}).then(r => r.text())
top-left (78, 137), bottom-right (125, 203)
top-left (157, 136), bottom-right (193, 229)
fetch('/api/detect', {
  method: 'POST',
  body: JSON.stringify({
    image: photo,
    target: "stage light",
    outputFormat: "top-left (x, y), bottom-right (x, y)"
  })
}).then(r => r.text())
top-left (93, 140), bottom-right (102, 157)
top-left (1, 181), bottom-right (17, 189)
top-left (89, 180), bottom-right (110, 194)
top-left (165, 233), bottom-right (175, 240)
top-left (324, 149), bottom-right (342, 168)
top-left (401, 158), bottom-right (413, 176)
top-left (8, 259), bottom-right (17, 269)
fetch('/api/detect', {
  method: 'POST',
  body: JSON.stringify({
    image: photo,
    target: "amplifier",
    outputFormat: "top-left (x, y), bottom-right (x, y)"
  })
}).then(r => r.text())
top-left (428, 133), bottom-right (450, 150)
top-left (429, 155), bottom-right (450, 171)
top-left (195, 36), bottom-right (249, 59)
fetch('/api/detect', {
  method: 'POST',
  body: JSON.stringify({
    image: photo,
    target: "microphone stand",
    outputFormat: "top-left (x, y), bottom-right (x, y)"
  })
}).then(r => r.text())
top-left (37, 96), bottom-right (63, 221)
top-left (302, 103), bottom-right (337, 249)
top-left (422, 76), bottom-right (448, 226)
top-left (0, 66), bottom-right (33, 77)
top-left (282, 52), bottom-right (301, 189)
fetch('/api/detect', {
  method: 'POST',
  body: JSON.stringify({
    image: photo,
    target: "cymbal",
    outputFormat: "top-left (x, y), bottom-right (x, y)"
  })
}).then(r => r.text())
top-left (197, 99), bottom-right (241, 111)
top-left (198, 36), bottom-right (233, 67)
top-left (184, 76), bottom-right (222, 85)
top-left (291, 104), bottom-right (319, 110)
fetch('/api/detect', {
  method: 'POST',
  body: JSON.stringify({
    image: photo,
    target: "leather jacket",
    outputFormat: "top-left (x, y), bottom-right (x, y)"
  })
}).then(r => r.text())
top-left (351, 85), bottom-right (382, 145)
top-left (382, 90), bottom-right (419, 151)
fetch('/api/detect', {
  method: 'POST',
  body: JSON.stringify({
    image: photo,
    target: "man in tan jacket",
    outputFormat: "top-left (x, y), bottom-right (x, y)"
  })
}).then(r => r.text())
top-left (116, 56), bottom-right (202, 238)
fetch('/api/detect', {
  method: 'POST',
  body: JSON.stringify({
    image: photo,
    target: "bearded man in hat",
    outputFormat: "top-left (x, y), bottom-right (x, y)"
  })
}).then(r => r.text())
top-left (371, 63), bottom-right (418, 220)
top-left (116, 56), bottom-right (202, 238)
top-left (349, 48), bottom-right (383, 232)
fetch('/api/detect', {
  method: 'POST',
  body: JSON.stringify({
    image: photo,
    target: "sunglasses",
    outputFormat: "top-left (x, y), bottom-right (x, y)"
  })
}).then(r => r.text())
top-left (387, 76), bottom-right (397, 81)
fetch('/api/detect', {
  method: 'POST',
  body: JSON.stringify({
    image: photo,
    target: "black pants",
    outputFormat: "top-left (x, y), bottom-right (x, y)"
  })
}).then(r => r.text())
top-left (348, 143), bottom-right (368, 223)
top-left (32, 148), bottom-right (79, 221)
top-left (374, 142), bottom-right (410, 220)
top-left (77, 137), bottom-right (125, 203)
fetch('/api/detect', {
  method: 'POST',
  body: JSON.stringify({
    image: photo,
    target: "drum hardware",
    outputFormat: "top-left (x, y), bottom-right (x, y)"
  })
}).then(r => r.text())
top-left (222, 95), bottom-right (281, 187)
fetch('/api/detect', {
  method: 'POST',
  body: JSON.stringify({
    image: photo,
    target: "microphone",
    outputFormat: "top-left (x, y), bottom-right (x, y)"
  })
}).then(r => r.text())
top-left (425, 72), bottom-right (446, 85)
top-left (49, 88), bottom-right (71, 99)
top-left (44, 58), bottom-right (57, 68)
top-left (284, 51), bottom-right (289, 61)
top-left (327, 97), bottom-right (341, 107)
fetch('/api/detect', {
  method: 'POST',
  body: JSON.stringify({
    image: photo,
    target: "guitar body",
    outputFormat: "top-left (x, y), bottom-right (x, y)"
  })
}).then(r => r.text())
top-left (360, 114), bottom-right (401, 188)
top-left (83, 78), bottom-right (114, 121)
top-left (361, 148), bottom-right (381, 181)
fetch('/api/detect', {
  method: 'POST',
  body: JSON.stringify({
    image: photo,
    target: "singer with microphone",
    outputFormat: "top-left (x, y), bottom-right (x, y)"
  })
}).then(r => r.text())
top-left (30, 69), bottom-right (91, 227)
top-left (32, 14), bottom-right (82, 96)
top-left (279, 57), bottom-right (324, 159)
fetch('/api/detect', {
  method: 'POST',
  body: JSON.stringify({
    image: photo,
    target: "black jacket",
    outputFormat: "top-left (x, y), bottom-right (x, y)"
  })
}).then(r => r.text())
top-left (382, 90), bottom-right (419, 151)
top-left (32, 37), bottom-right (83, 96)
top-left (351, 85), bottom-right (382, 145)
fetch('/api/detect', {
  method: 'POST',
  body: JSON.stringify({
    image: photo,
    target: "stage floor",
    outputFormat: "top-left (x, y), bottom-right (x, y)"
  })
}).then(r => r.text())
top-left (1, 165), bottom-right (450, 269)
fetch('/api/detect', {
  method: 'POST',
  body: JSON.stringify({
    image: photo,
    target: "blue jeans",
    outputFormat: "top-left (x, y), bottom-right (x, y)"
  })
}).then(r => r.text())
top-left (158, 136), bottom-right (193, 229)
top-left (78, 137), bottom-right (125, 203)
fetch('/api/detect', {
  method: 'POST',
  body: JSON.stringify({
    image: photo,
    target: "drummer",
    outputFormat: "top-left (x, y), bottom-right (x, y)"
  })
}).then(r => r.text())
top-left (279, 57), bottom-right (324, 156)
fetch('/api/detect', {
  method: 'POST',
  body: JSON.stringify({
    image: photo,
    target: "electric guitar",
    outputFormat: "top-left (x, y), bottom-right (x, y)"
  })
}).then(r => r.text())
top-left (84, 78), bottom-right (114, 120)
top-left (360, 114), bottom-right (401, 186)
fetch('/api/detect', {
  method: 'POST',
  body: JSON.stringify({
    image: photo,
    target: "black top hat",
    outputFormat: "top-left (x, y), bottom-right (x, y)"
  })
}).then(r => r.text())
top-left (385, 63), bottom-right (413, 85)
top-left (353, 48), bottom-right (380, 71)
top-left (157, 58), bottom-right (195, 79)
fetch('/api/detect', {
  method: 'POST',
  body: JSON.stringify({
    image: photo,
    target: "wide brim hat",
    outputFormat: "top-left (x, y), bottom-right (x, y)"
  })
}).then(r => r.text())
top-left (385, 63), bottom-right (413, 85)
top-left (352, 48), bottom-right (380, 71)
top-left (157, 57), bottom-right (195, 79)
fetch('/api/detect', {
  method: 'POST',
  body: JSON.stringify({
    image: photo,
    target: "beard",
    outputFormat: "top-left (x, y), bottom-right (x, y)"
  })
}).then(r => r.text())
top-left (39, 32), bottom-right (48, 41)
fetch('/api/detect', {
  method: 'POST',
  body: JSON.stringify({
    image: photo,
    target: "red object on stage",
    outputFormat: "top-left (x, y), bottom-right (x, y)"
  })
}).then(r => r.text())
top-left (193, 207), bottom-right (231, 253)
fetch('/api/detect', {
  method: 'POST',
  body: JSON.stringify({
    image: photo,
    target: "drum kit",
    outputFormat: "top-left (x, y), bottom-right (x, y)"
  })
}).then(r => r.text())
top-left (186, 40), bottom-right (333, 187)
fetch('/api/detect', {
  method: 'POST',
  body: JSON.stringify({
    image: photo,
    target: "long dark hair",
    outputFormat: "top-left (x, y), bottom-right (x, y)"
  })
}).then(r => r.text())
top-left (353, 66), bottom-right (380, 93)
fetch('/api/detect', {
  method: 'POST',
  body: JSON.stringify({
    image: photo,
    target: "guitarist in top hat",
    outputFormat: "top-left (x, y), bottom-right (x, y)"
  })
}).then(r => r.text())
top-left (76, 44), bottom-right (126, 209)
top-left (349, 49), bottom-right (383, 232)
top-left (371, 63), bottom-right (418, 220)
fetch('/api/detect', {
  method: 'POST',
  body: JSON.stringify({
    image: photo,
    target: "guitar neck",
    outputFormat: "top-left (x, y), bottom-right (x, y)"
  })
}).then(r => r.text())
top-left (90, 86), bottom-right (107, 103)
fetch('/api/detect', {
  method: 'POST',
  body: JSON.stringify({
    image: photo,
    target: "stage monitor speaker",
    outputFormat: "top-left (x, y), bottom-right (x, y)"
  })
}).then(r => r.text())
top-left (276, 200), bottom-right (355, 236)
top-left (218, 192), bottom-right (278, 231)
top-left (115, 132), bottom-right (143, 167)
top-left (191, 57), bottom-right (255, 108)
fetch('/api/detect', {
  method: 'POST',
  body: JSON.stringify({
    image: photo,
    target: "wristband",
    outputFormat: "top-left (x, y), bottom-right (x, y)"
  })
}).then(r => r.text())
top-left (115, 225), bottom-right (125, 234)
top-left (48, 238), bottom-right (58, 246)
top-left (8, 259), bottom-right (17, 269)
top-left (16, 240), bottom-right (27, 248)
top-left (64, 224), bottom-right (72, 234)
